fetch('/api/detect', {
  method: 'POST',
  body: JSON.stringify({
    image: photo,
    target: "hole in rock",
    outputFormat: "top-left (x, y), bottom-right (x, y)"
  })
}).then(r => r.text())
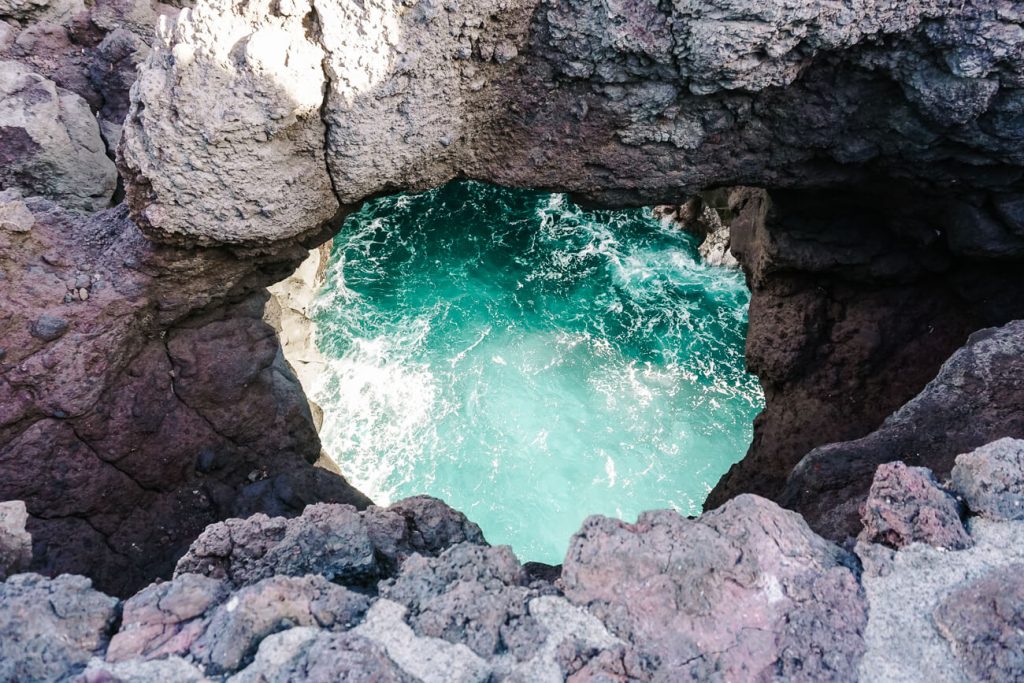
top-left (312, 181), bottom-right (764, 563)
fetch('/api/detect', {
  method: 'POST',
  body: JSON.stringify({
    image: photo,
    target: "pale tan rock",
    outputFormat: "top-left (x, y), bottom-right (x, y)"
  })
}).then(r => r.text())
top-left (0, 61), bottom-right (116, 212)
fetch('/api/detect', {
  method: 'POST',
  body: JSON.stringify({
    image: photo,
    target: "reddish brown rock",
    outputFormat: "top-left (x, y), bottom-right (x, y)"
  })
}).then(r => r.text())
top-left (561, 494), bottom-right (867, 681)
top-left (706, 189), bottom-right (1024, 515)
top-left (858, 461), bottom-right (971, 550)
top-left (0, 197), bottom-right (369, 596)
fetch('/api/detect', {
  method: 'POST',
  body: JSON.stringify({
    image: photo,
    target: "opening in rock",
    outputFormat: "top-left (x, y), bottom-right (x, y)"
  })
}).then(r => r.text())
top-left (312, 181), bottom-right (763, 563)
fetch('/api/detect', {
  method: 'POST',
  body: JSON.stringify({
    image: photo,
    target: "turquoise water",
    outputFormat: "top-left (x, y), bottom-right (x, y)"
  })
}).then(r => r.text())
top-left (312, 181), bottom-right (763, 564)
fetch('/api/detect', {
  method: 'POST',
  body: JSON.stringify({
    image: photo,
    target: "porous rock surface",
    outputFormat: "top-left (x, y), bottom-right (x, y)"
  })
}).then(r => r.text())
top-left (705, 189), bottom-right (1024, 513)
top-left (933, 563), bottom-right (1024, 683)
top-left (0, 572), bottom-right (118, 682)
top-left (951, 437), bottom-right (1024, 520)
top-left (0, 59), bottom-right (116, 211)
top-left (857, 461), bottom-right (971, 551)
top-left (562, 493), bottom-right (867, 681)
top-left (119, 0), bottom-right (1024, 247)
top-left (175, 496), bottom-right (485, 588)
top-left (0, 191), bottom-right (368, 597)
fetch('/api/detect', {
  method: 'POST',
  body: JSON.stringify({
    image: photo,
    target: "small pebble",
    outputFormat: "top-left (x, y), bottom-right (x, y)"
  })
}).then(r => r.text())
top-left (78, 288), bottom-right (89, 300)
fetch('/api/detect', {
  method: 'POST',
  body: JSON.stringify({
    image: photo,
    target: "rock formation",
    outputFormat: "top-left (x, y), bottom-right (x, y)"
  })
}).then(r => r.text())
top-left (2, 0), bottom-right (1024, 677)
top-left (1, 448), bottom-right (1022, 681)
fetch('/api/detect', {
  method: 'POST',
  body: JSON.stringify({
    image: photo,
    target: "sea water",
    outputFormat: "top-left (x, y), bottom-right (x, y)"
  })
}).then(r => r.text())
top-left (311, 181), bottom-right (763, 564)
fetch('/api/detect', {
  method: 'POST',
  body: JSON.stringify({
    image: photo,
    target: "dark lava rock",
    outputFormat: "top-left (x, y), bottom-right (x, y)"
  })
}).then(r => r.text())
top-left (379, 542), bottom-right (541, 660)
top-left (782, 320), bottom-right (1024, 541)
top-left (175, 497), bottom-right (484, 588)
top-left (0, 500), bottom-right (31, 580)
top-left (0, 573), bottom-right (118, 682)
top-left (30, 313), bottom-right (68, 341)
top-left (561, 494), bottom-right (867, 681)
top-left (951, 438), bottom-right (1024, 521)
top-left (934, 564), bottom-right (1024, 683)
top-left (858, 461), bottom-right (971, 550)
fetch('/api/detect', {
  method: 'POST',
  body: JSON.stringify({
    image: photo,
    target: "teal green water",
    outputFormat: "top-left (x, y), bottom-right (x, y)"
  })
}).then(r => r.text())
top-left (312, 181), bottom-right (763, 564)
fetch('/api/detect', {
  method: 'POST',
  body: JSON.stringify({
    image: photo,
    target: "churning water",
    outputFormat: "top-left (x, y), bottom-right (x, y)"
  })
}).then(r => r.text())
top-left (312, 181), bottom-right (763, 564)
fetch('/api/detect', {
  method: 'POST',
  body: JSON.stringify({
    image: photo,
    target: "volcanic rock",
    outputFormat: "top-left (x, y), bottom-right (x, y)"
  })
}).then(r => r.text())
top-left (561, 494), bottom-right (867, 681)
top-left (0, 61), bottom-right (116, 211)
top-left (782, 320), bottom-right (1024, 541)
top-left (0, 573), bottom-right (118, 682)
top-left (175, 497), bottom-right (484, 588)
top-left (858, 461), bottom-right (971, 550)
top-left (0, 500), bottom-right (31, 579)
top-left (933, 563), bottom-right (1024, 683)
top-left (951, 438), bottom-right (1024, 521)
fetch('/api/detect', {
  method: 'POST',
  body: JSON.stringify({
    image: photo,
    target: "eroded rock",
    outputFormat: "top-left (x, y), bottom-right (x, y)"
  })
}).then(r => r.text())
top-left (782, 320), bottom-right (1024, 541)
top-left (0, 61), bottom-right (116, 211)
top-left (858, 461), bottom-right (971, 550)
top-left (562, 494), bottom-right (867, 681)
top-left (0, 573), bottom-right (118, 682)
top-left (175, 497), bottom-right (484, 588)
top-left (951, 438), bottom-right (1024, 521)
top-left (933, 563), bottom-right (1024, 683)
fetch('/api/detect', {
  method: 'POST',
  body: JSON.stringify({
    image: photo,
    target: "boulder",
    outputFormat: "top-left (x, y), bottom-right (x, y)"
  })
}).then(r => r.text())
top-left (561, 494), bottom-right (867, 681)
top-left (0, 573), bottom-right (118, 682)
top-left (230, 626), bottom-right (413, 683)
top-left (858, 461), bottom-right (971, 550)
top-left (175, 497), bottom-right (484, 588)
top-left (0, 61), bottom-right (116, 211)
top-left (951, 438), bottom-right (1024, 521)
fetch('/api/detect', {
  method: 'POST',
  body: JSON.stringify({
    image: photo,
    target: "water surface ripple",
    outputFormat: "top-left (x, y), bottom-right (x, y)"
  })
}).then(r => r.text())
top-left (312, 181), bottom-right (764, 564)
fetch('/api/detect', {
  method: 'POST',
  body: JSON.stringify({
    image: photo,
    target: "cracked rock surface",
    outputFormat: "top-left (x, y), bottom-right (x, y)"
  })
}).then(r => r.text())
top-left (0, 193), bottom-right (369, 596)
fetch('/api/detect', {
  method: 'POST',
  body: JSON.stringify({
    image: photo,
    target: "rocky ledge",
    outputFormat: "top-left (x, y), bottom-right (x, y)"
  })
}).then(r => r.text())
top-left (3, 440), bottom-right (1023, 682)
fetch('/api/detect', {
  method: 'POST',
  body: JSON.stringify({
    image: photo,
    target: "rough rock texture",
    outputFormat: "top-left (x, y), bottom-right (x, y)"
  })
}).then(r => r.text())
top-left (0, 500), bottom-right (31, 579)
top-left (951, 437), bottom-right (1024, 520)
top-left (118, 0), bottom-right (341, 245)
top-left (229, 627), bottom-right (413, 683)
top-left (706, 189), bottom-right (1024, 513)
top-left (0, 573), bottom-right (119, 682)
top-left (561, 494), bottom-right (867, 681)
top-left (119, 0), bottom-right (1024, 248)
top-left (0, 193), bottom-right (368, 596)
top-left (175, 497), bottom-right (484, 588)
top-left (858, 461), bottom-right (971, 550)
top-left (857, 516), bottom-right (1024, 683)
top-left (0, 60), bottom-right (116, 210)
top-left (781, 320), bottom-right (1024, 541)
top-left (933, 563), bottom-right (1024, 683)
top-left (654, 187), bottom-right (754, 268)
top-left (7, 457), bottom-right (1024, 682)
